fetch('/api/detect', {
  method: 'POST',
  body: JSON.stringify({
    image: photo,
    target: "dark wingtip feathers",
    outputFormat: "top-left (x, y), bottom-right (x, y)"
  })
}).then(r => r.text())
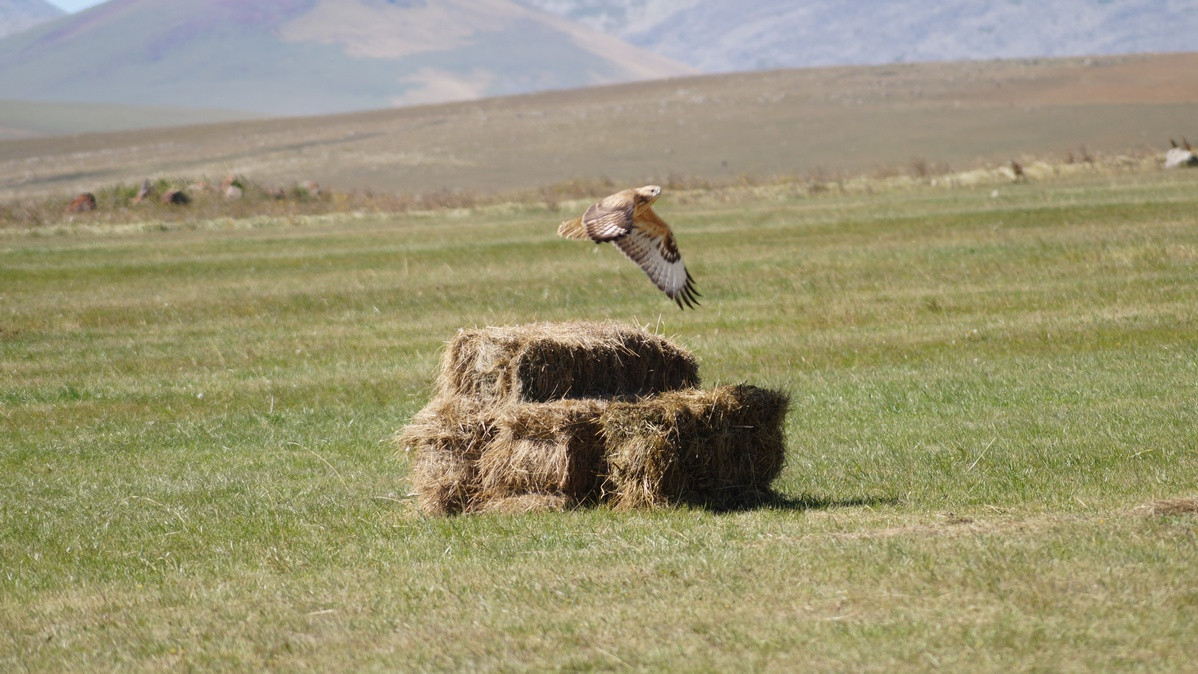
top-left (672, 271), bottom-right (701, 310)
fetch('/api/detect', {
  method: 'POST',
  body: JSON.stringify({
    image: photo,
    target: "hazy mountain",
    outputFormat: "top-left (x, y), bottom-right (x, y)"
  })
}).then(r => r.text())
top-left (0, 0), bottom-right (63, 38)
top-left (517, 0), bottom-right (697, 36)
top-left (518, 0), bottom-right (1198, 72)
top-left (0, 0), bottom-right (696, 116)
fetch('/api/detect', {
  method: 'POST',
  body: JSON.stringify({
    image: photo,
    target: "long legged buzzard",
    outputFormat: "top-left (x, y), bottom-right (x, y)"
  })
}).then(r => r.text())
top-left (557, 185), bottom-right (700, 309)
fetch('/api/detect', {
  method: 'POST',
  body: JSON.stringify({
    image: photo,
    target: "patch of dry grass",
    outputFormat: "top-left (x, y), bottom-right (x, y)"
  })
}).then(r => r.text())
top-left (1138, 498), bottom-right (1198, 517)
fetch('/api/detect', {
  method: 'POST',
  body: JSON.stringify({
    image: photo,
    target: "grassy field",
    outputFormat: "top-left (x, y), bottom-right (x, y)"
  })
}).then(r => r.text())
top-left (2, 166), bottom-right (1197, 670)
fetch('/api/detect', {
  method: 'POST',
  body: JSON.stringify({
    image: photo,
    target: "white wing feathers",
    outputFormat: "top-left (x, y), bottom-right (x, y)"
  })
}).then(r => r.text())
top-left (612, 227), bottom-right (699, 309)
top-left (582, 202), bottom-right (633, 241)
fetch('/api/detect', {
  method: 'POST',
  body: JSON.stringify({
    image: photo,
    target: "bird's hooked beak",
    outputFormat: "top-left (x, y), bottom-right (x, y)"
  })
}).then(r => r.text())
top-left (640, 185), bottom-right (663, 203)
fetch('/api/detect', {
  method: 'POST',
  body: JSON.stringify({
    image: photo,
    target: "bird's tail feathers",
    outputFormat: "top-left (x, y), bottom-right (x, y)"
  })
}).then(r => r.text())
top-left (557, 217), bottom-right (589, 240)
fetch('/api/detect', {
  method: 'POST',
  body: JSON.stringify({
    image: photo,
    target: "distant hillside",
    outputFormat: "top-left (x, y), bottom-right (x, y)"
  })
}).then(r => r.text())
top-left (0, 0), bottom-right (62, 38)
top-left (519, 0), bottom-right (1198, 72)
top-left (4, 52), bottom-right (1197, 201)
top-left (0, 0), bottom-right (696, 116)
top-left (0, 99), bottom-right (263, 140)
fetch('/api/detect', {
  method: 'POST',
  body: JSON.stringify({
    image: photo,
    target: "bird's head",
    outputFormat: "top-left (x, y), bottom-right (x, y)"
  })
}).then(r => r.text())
top-left (636, 185), bottom-right (663, 204)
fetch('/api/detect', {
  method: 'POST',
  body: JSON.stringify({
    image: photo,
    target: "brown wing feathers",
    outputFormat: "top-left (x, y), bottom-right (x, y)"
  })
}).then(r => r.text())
top-left (556, 216), bottom-right (588, 241)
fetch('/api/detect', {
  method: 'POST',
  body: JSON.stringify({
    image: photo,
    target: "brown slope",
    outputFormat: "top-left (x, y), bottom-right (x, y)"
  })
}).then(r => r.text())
top-left (2, 52), bottom-right (1197, 200)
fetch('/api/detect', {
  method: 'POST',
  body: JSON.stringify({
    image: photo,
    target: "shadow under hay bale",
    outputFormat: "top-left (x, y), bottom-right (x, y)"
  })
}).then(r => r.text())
top-left (601, 385), bottom-right (789, 510)
top-left (439, 321), bottom-right (699, 405)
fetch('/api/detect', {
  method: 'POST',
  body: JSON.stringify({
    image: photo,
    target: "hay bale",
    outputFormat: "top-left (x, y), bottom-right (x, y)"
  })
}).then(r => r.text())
top-left (438, 321), bottom-right (699, 405)
top-left (401, 385), bottom-right (790, 514)
top-left (477, 399), bottom-right (608, 504)
top-left (399, 323), bottom-right (790, 516)
top-left (400, 397), bottom-right (609, 515)
top-left (408, 446), bottom-right (476, 516)
top-left (398, 397), bottom-right (494, 516)
top-left (601, 385), bottom-right (789, 510)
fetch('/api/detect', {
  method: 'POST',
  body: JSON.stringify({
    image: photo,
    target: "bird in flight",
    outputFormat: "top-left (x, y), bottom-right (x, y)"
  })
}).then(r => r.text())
top-left (557, 185), bottom-right (700, 309)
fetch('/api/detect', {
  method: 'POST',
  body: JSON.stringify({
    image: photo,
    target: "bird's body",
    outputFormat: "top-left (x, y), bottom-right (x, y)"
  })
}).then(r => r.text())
top-left (557, 185), bottom-right (700, 309)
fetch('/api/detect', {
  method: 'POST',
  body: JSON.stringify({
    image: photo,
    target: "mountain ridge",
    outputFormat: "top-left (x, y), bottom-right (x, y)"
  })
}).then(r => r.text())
top-left (518, 0), bottom-right (1198, 72)
top-left (0, 0), bottom-right (63, 38)
top-left (0, 0), bottom-right (696, 115)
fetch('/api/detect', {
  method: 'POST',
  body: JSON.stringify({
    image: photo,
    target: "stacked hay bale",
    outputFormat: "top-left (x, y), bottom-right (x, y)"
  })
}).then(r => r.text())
top-left (603, 385), bottom-right (790, 510)
top-left (435, 322), bottom-right (700, 404)
top-left (399, 321), bottom-right (788, 515)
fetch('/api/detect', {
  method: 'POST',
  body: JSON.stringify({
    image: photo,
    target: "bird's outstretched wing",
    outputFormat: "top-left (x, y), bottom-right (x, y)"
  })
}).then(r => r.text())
top-left (557, 190), bottom-right (635, 241)
top-left (612, 206), bottom-right (700, 309)
top-left (581, 191), bottom-right (636, 241)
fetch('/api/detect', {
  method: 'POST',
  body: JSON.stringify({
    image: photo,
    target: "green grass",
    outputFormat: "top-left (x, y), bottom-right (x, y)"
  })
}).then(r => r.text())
top-left (2, 168), bottom-right (1197, 671)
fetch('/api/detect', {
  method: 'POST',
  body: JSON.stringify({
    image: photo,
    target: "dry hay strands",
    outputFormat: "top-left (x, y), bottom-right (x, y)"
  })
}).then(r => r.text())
top-left (601, 385), bottom-right (790, 511)
top-left (400, 397), bottom-right (610, 516)
top-left (438, 321), bottom-right (699, 405)
top-left (397, 397), bottom-right (495, 516)
top-left (1139, 497), bottom-right (1198, 517)
top-left (477, 399), bottom-right (609, 506)
top-left (475, 493), bottom-right (574, 515)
